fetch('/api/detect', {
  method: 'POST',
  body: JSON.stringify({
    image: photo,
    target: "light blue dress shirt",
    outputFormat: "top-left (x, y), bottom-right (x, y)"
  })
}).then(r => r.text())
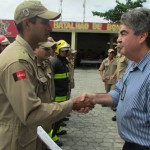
top-left (109, 51), bottom-right (150, 147)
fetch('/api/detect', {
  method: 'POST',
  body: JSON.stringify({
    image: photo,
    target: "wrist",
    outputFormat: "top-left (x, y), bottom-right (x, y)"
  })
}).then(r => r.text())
top-left (90, 93), bottom-right (97, 104)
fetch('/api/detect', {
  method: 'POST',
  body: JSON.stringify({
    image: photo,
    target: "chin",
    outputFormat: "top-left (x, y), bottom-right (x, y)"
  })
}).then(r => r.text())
top-left (41, 37), bottom-right (48, 42)
top-left (120, 48), bottom-right (125, 55)
top-left (43, 38), bottom-right (48, 42)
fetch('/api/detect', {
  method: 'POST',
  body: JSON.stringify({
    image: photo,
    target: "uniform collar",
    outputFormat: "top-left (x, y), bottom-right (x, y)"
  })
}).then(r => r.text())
top-left (106, 57), bottom-right (115, 62)
top-left (16, 35), bottom-right (36, 60)
top-left (37, 59), bottom-right (49, 68)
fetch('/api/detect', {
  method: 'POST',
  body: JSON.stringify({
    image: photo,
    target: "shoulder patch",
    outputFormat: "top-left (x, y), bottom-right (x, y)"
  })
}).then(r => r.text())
top-left (13, 70), bottom-right (26, 82)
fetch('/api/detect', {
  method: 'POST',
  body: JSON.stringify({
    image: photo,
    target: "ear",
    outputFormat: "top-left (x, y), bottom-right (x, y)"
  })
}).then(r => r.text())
top-left (22, 19), bottom-right (32, 31)
top-left (139, 32), bottom-right (148, 44)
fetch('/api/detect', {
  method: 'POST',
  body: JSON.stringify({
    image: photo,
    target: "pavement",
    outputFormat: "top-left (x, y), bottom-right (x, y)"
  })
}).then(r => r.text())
top-left (59, 68), bottom-right (124, 150)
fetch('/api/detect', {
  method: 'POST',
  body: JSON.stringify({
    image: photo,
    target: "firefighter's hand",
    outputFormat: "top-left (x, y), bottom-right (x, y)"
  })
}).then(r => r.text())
top-left (72, 94), bottom-right (95, 113)
top-left (102, 76), bottom-right (106, 82)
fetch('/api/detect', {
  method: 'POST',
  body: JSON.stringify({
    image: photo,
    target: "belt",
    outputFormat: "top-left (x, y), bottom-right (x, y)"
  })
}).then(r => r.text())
top-left (123, 141), bottom-right (150, 150)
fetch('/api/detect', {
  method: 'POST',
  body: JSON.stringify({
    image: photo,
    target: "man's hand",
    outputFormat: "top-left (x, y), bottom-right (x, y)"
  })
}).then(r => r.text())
top-left (72, 93), bottom-right (113, 112)
top-left (110, 75), bottom-right (116, 80)
top-left (102, 76), bottom-right (106, 82)
top-left (72, 94), bottom-right (96, 112)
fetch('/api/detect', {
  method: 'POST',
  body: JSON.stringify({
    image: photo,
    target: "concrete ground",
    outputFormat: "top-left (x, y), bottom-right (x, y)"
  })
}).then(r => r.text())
top-left (59, 68), bottom-right (124, 150)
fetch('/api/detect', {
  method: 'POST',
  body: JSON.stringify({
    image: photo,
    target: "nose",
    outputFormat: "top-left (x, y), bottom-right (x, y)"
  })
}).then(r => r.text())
top-left (47, 22), bottom-right (52, 33)
top-left (48, 25), bottom-right (52, 32)
top-left (117, 35), bottom-right (121, 44)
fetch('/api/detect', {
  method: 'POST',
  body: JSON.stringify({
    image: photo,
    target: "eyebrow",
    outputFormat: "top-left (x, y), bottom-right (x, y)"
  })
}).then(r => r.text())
top-left (119, 30), bottom-right (128, 35)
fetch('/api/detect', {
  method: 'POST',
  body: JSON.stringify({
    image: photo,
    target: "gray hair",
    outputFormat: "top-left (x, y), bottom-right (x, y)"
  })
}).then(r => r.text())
top-left (120, 8), bottom-right (150, 47)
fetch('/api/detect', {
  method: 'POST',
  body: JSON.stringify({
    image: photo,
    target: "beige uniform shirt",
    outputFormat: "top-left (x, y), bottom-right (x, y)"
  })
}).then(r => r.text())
top-left (0, 35), bottom-right (73, 150)
top-left (116, 53), bottom-right (128, 81)
top-left (37, 60), bottom-right (55, 102)
top-left (66, 60), bottom-right (75, 99)
top-left (99, 58), bottom-right (117, 84)
top-left (67, 60), bottom-right (75, 89)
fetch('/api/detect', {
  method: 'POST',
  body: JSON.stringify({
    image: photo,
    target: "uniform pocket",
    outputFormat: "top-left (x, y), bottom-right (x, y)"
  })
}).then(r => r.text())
top-left (18, 127), bottom-right (37, 149)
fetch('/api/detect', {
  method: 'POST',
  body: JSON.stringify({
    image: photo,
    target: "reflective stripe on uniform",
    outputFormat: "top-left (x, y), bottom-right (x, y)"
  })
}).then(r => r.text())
top-left (54, 73), bottom-right (69, 79)
top-left (57, 127), bottom-right (63, 134)
top-left (55, 96), bottom-right (67, 102)
top-left (48, 130), bottom-right (59, 142)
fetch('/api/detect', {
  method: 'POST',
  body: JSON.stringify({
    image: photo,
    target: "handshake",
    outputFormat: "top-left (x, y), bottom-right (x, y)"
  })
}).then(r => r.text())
top-left (72, 93), bottom-right (96, 113)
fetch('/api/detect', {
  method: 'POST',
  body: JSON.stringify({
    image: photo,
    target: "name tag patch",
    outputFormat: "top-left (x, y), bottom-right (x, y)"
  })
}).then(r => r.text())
top-left (13, 70), bottom-right (26, 82)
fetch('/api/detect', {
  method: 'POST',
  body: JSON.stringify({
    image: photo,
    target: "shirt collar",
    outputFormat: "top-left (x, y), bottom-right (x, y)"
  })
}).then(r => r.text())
top-left (37, 59), bottom-right (49, 68)
top-left (130, 50), bottom-right (150, 72)
top-left (106, 57), bottom-right (115, 61)
top-left (16, 35), bottom-right (36, 60)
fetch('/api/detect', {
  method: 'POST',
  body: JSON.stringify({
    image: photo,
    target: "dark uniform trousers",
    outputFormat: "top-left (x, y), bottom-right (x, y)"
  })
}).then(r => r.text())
top-left (123, 142), bottom-right (150, 150)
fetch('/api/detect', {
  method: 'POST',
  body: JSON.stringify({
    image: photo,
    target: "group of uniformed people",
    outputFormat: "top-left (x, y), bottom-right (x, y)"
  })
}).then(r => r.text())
top-left (99, 47), bottom-right (129, 121)
top-left (47, 39), bottom-right (76, 146)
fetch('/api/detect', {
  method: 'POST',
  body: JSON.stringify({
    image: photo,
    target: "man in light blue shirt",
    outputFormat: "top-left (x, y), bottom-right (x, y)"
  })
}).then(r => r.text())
top-left (84, 8), bottom-right (150, 150)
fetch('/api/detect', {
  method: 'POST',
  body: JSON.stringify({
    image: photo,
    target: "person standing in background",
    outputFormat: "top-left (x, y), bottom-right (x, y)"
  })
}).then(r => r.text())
top-left (47, 36), bottom-right (57, 58)
top-left (34, 41), bottom-right (56, 105)
top-left (0, 35), bottom-right (10, 53)
top-left (67, 49), bottom-right (77, 99)
top-left (99, 49), bottom-right (117, 93)
top-left (112, 44), bottom-right (129, 81)
top-left (50, 39), bottom-right (71, 146)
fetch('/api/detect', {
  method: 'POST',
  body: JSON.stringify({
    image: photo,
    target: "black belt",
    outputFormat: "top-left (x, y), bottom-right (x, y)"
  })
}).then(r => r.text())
top-left (123, 141), bottom-right (150, 150)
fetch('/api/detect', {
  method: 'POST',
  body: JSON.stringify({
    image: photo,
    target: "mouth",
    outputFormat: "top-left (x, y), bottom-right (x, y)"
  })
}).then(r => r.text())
top-left (116, 44), bottom-right (123, 51)
top-left (116, 43), bottom-right (121, 48)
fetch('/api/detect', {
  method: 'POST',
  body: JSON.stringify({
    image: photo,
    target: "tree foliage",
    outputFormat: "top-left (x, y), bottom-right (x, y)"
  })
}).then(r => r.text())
top-left (92, 0), bottom-right (146, 23)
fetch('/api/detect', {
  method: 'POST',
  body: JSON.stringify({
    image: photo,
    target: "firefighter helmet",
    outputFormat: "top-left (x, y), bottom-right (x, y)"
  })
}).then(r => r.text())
top-left (55, 40), bottom-right (70, 55)
top-left (0, 35), bottom-right (10, 45)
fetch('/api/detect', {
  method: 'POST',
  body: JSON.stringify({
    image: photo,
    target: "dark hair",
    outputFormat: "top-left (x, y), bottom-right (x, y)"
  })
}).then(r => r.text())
top-left (15, 16), bottom-right (39, 35)
top-left (120, 8), bottom-right (150, 47)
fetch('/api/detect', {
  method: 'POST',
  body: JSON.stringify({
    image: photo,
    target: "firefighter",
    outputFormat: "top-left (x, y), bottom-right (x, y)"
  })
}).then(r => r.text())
top-left (47, 36), bottom-right (57, 58)
top-left (66, 49), bottom-right (77, 99)
top-left (49, 40), bottom-right (71, 146)
top-left (0, 35), bottom-right (10, 53)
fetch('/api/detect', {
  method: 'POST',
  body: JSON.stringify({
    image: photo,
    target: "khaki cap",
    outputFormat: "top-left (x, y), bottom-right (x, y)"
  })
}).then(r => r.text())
top-left (47, 37), bottom-right (57, 47)
top-left (71, 49), bottom-right (77, 54)
top-left (38, 41), bottom-right (55, 48)
top-left (108, 49), bottom-right (114, 53)
top-left (48, 37), bottom-right (56, 42)
top-left (14, 0), bottom-right (61, 24)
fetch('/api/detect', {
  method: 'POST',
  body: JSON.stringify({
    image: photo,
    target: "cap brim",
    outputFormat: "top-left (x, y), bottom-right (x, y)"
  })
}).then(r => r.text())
top-left (108, 51), bottom-right (114, 53)
top-left (38, 10), bottom-right (61, 20)
top-left (48, 37), bottom-right (56, 42)
top-left (1, 41), bottom-right (10, 45)
top-left (71, 49), bottom-right (77, 53)
top-left (39, 41), bottom-right (56, 48)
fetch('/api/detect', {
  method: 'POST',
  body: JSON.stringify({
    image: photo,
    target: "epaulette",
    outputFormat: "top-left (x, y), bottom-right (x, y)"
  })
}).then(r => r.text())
top-left (18, 49), bottom-right (30, 63)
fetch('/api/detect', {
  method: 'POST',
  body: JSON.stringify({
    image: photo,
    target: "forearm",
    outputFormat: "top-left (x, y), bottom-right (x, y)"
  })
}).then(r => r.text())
top-left (89, 93), bottom-right (114, 106)
top-left (96, 93), bottom-right (113, 106)
top-left (112, 70), bottom-right (117, 78)
top-left (99, 70), bottom-right (103, 78)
